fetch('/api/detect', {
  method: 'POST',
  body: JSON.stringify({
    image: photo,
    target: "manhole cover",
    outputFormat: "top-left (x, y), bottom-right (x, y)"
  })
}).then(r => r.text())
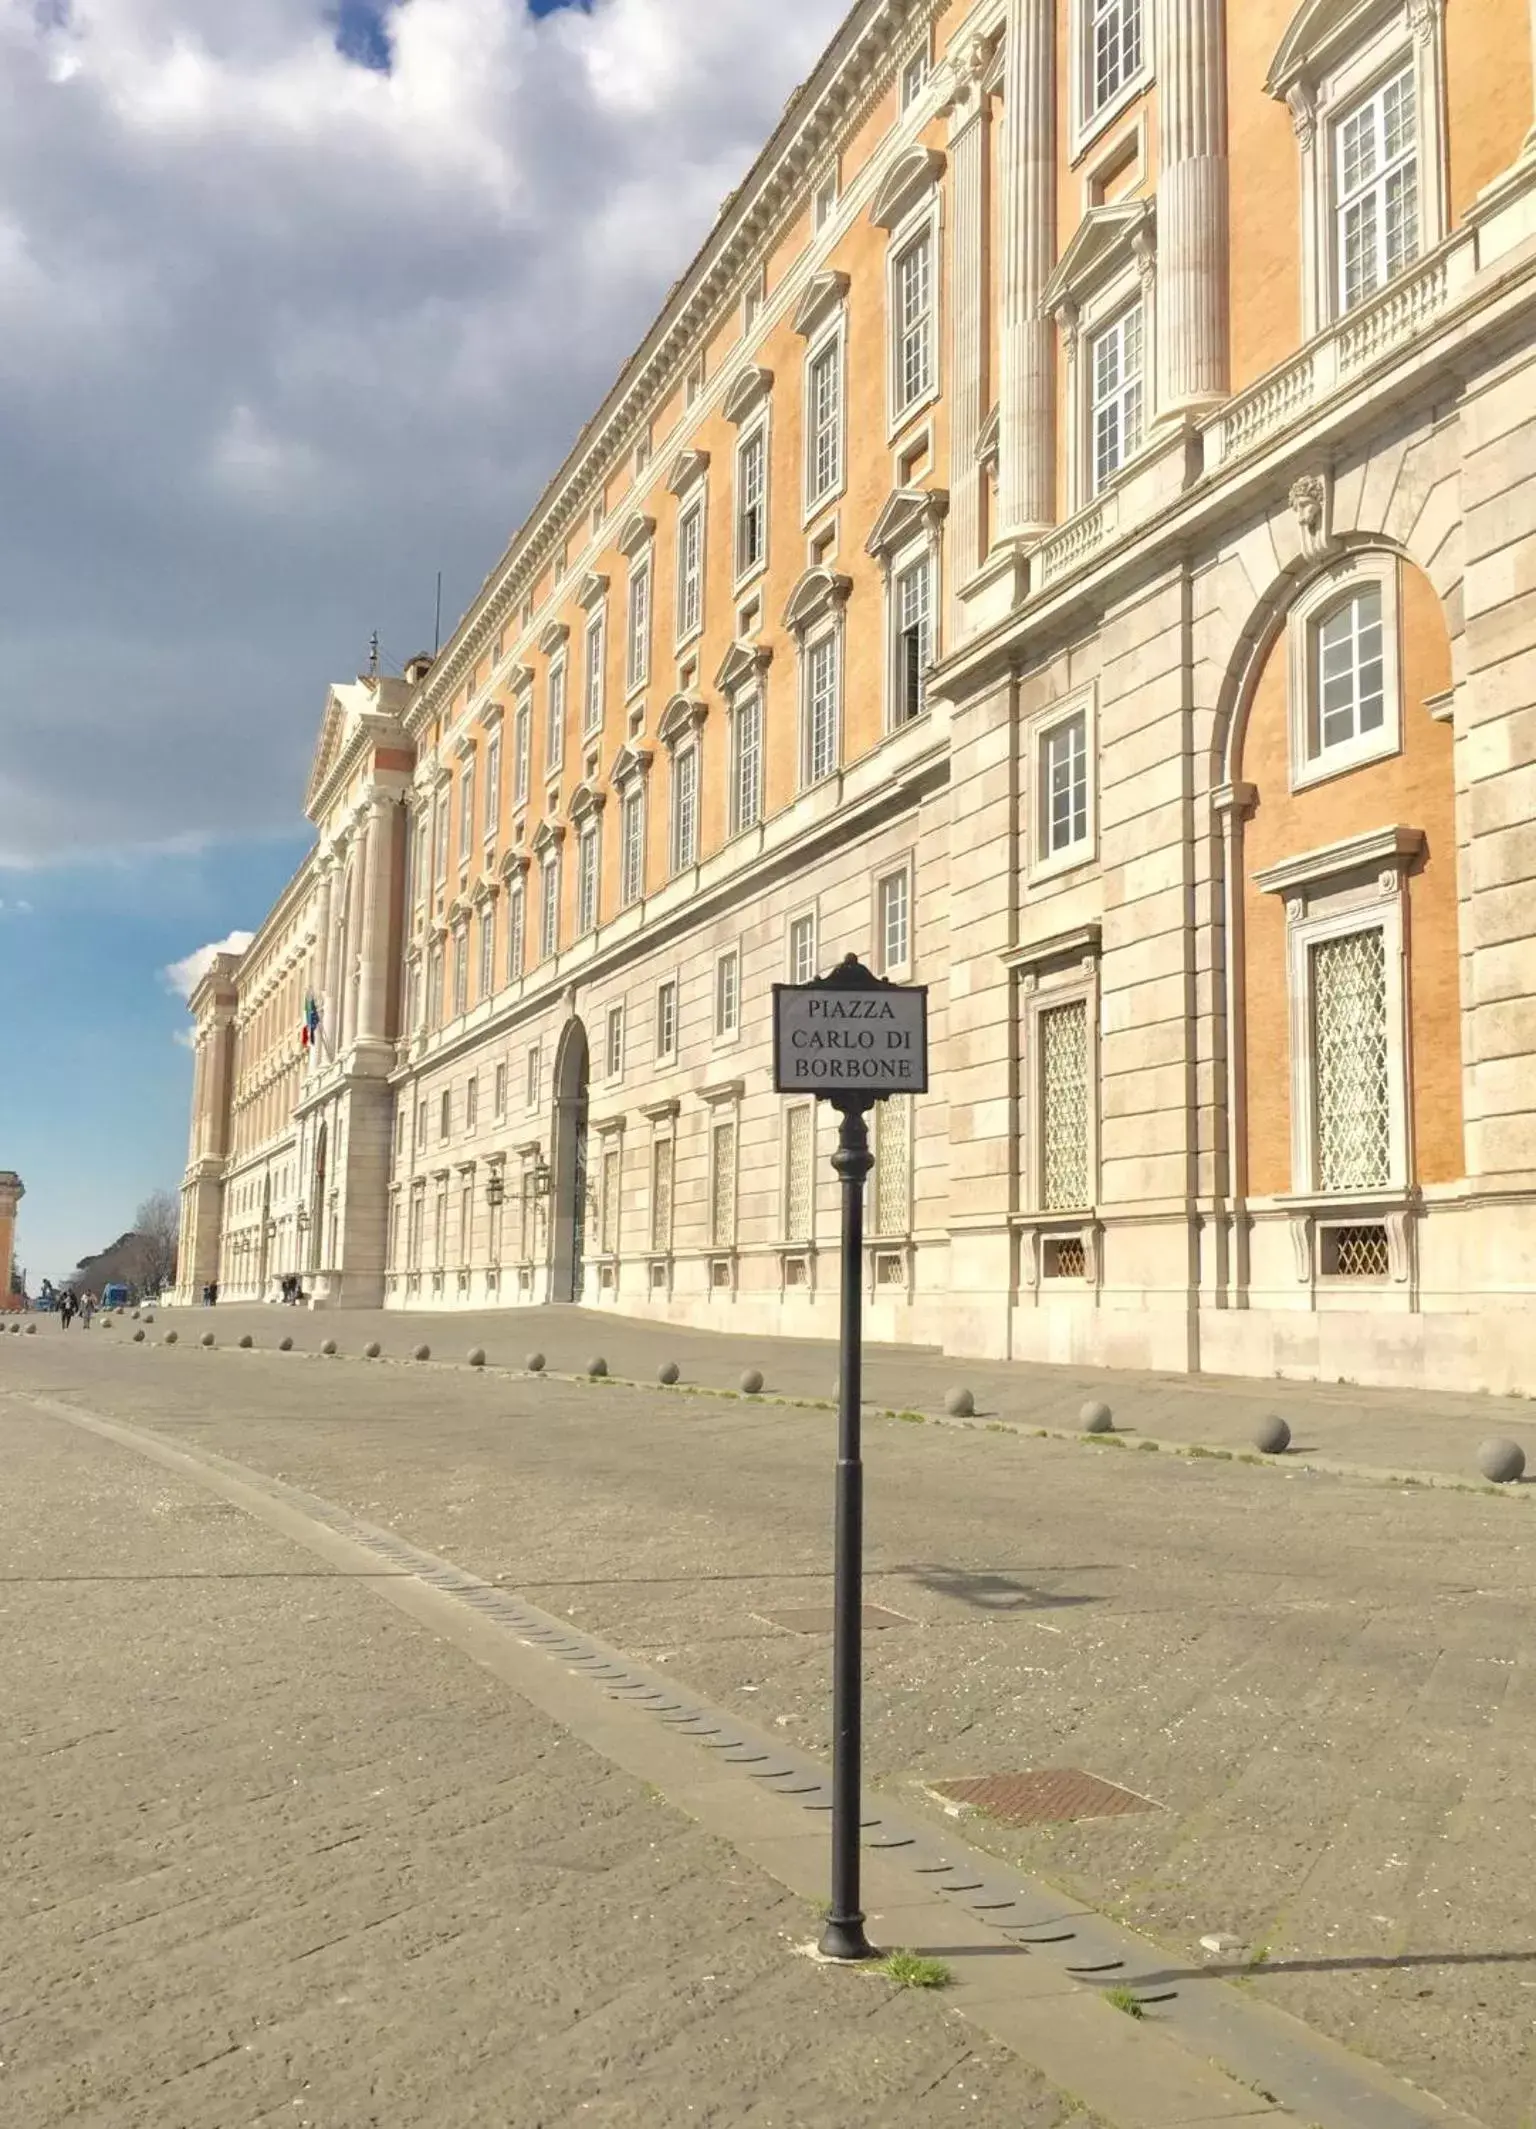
top-left (930, 1770), bottom-right (1157, 1825)
top-left (757, 1605), bottom-right (912, 1634)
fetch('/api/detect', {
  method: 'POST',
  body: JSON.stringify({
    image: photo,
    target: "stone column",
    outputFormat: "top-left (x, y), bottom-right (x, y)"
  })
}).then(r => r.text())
top-left (998, 0), bottom-right (1056, 537)
top-left (338, 834), bottom-right (365, 1053)
top-left (0, 1172), bottom-right (23, 1309)
top-left (313, 859), bottom-right (335, 1053)
top-left (1155, 0), bottom-right (1229, 416)
top-left (943, 36), bottom-right (994, 631)
top-left (356, 794), bottom-right (396, 1046)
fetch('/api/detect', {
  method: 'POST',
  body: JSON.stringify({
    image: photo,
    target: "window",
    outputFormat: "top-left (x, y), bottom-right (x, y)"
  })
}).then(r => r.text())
top-left (599, 1145), bottom-right (621, 1255)
top-left (620, 787), bottom-right (645, 908)
top-left (494, 1062), bottom-right (507, 1118)
top-left (815, 170), bottom-right (839, 230)
top-left (650, 1139), bottom-right (673, 1251)
top-left (686, 354), bottom-right (706, 406)
top-left (730, 693), bottom-right (763, 835)
top-left (545, 661), bottom-right (566, 775)
top-left (478, 908), bottom-right (495, 1001)
top-left (576, 823), bottom-right (599, 934)
top-left (416, 1099), bottom-right (428, 1151)
top-left (457, 761), bottom-right (474, 867)
top-left (410, 811), bottom-right (427, 907)
top-left (1336, 67), bottom-right (1417, 314)
top-left (893, 554), bottom-right (931, 726)
top-left (715, 951), bottom-right (740, 1038)
top-left (656, 978), bottom-right (678, 1061)
top-left (1314, 587), bottom-right (1386, 757)
top-left (1090, 304), bottom-right (1144, 492)
top-left (505, 879), bottom-right (525, 981)
top-left (671, 744), bottom-right (699, 872)
top-left (1041, 710), bottom-right (1090, 861)
top-left (539, 853), bottom-right (560, 959)
top-left (743, 266), bottom-right (765, 333)
top-left (1310, 927), bottom-right (1391, 1191)
top-left (513, 701), bottom-right (531, 804)
top-left (483, 732), bottom-right (501, 843)
top-left (804, 634), bottom-right (840, 786)
top-left (877, 870), bottom-right (910, 975)
top-left (527, 1044), bottom-right (542, 1110)
top-left (784, 1104), bottom-right (814, 1239)
top-left (1290, 562), bottom-right (1401, 786)
top-left (605, 1003), bottom-right (624, 1080)
top-left (452, 929), bottom-right (468, 1017)
top-left (439, 1089), bottom-right (451, 1142)
top-left (871, 1097), bottom-right (910, 1235)
top-left (901, 45), bottom-right (929, 109)
top-left (736, 427), bottom-right (767, 578)
top-left (710, 1119), bottom-right (737, 1247)
top-left (626, 560), bottom-right (651, 693)
top-left (583, 612), bottom-right (605, 735)
top-left (1086, 0), bottom-right (1142, 120)
top-left (893, 229), bottom-right (935, 419)
top-left (806, 336), bottom-right (843, 509)
top-left (432, 793), bottom-right (448, 885)
top-left (634, 424), bottom-right (652, 476)
top-left (466, 1075), bottom-right (479, 1132)
top-left (1040, 1000), bottom-right (1090, 1211)
top-left (677, 500), bottom-right (704, 642)
top-left (789, 912), bottom-right (816, 984)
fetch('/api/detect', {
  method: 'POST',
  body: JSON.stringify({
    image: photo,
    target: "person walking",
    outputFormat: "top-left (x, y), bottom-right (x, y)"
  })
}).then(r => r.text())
top-left (59, 1290), bottom-right (76, 1329)
top-left (80, 1292), bottom-right (96, 1329)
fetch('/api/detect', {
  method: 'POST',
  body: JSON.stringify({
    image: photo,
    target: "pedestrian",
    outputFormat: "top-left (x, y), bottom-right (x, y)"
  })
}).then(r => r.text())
top-left (209, 1280), bottom-right (219, 1306)
top-left (80, 1292), bottom-right (95, 1328)
top-left (59, 1290), bottom-right (75, 1329)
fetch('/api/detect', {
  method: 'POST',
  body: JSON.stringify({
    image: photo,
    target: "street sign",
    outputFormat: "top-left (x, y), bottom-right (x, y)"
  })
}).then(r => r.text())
top-left (772, 965), bottom-right (929, 1097)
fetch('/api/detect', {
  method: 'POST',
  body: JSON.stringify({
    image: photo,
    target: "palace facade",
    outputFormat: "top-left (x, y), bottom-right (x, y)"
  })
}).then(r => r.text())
top-left (178, 0), bottom-right (1536, 1399)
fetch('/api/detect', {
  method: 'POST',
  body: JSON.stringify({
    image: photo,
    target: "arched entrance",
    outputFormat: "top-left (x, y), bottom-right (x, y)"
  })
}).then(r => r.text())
top-left (310, 1123), bottom-right (328, 1274)
top-left (550, 1017), bottom-right (590, 1304)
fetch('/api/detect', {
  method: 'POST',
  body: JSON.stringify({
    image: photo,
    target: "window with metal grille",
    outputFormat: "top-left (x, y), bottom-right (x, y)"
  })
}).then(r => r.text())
top-left (1321, 1223), bottom-right (1390, 1278)
top-left (605, 1002), bottom-right (624, 1080)
top-left (1313, 588), bottom-right (1386, 758)
top-left (785, 1104), bottom-right (814, 1238)
top-left (671, 744), bottom-right (699, 872)
top-left (539, 855), bottom-right (560, 959)
top-left (875, 1250), bottom-right (907, 1288)
top-left (452, 929), bottom-right (468, 1016)
top-left (1311, 927), bottom-right (1390, 1190)
top-left (1091, 304), bottom-right (1144, 493)
top-left (789, 912), bottom-right (816, 983)
top-left (526, 1044), bottom-right (542, 1110)
top-left (478, 909), bottom-right (494, 1001)
top-left (439, 1089), bottom-right (451, 1142)
top-left (494, 1063), bottom-right (506, 1118)
top-left (601, 1147), bottom-right (620, 1255)
top-left (677, 501), bottom-right (704, 640)
top-left (715, 950), bottom-right (740, 1037)
top-left (416, 1099), bottom-right (428, 1151)
top-left (650, 1139), bottom-right (673, 1251)
top-left (731, 694), bottom-right (763, 834)
top-left (872, 1096), bottom-right (911, 1235)
top-left (736, 428), bottom-right (767, 576)
top-left (513, 702), bottom-right (531, 803)
top-left (583, 612), bottom-right (605, 734)
top-left (1041, 710), bottom-right (1089, 857)
top-left (1087, 0), bottom-right (1142, 116)
top-left (434, 1185), bottom-right (448, 1266)
top-left (459, 1182), bottom-right (472, 1263)
top-left (483, 732), bottom-right (501, 842)
top-left (656, 978), bottom-right (677, 1059)
top-left (576, 824), bottom-right (599, 934)
top-left (408, 1189), bottom-right (424, 1269)
top-left (1040, 1000), bottom-right (1090, 1211)
top-left (1044, 1234), bottom-right (1086, 1279)
top-left (807, 338), bottom-right (842, 507)
top-left (710, 1120), bottom-right (737, 1247)
top-left (546, 660), bottom-right (566, 774)
top-left (505, 881), bottom-right (525, 981)
top-left (1336, 67), bottom-right (1417, 314)
top-left (894, 230), bottom-right (934, 415)
top-left (620, 788), bottom-right (644, 907)
top-left (805, 634), bottom-right (839, 785)
top-left (627, 560), bottom-right (651, 691)
top-left (878, 869), bottom-right (910, 973)
top-left (894, 555), bottom-right (931, 725)
top-left (465, 1075), bottom-right (478, 1132)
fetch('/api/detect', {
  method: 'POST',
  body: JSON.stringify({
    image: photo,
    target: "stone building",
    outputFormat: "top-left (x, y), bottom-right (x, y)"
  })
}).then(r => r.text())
top-left (179, 0), bottom-right (1536, 1399)
top-left (0, 1172), bottom-right (24, 1309)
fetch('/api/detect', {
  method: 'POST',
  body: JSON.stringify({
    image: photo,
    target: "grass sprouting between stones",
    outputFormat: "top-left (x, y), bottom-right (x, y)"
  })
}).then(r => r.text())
top-left (879, 1950), bottom-right (952, 1989)
top-left (1103, 1984), bottom-right (1145, 2018)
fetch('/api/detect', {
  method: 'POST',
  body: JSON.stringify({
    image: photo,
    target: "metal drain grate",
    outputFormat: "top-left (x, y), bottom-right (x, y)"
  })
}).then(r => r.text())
top-left (931, 1770), bottom-right (1158, 1826)
top-left (756, 1604), bottom-right (912, 1635)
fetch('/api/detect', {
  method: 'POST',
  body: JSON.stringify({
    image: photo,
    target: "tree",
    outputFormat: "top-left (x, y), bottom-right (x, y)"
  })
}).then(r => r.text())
top-left (130, 1190), bottom-right (180, 1297)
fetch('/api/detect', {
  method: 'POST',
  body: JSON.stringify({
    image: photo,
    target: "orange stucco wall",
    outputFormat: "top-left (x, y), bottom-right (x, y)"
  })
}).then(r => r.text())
top-left (1240, 559), bottom-right (1461, 1198)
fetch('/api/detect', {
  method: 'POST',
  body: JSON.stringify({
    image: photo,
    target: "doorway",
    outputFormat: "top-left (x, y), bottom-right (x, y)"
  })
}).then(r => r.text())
top-left (550, 1018), bottom-right (590, 1304)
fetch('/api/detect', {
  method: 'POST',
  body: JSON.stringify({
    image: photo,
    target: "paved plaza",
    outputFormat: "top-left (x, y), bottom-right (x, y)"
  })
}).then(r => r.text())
top-left (4, 1314), bottom-right (1536, 2126)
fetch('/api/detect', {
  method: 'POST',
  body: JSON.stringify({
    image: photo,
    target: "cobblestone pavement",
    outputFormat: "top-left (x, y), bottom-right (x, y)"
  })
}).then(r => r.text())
top-left (0, 1383), bottom-right (1095, 2129)
top-left (6, 1330), bottom-right (1536, 2126)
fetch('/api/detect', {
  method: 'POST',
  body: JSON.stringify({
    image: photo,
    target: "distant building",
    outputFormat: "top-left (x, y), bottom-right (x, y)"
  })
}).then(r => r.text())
top-left (0, 1171), bottom-right (23, 1310)
top-left (178, 0), bottom-right (1536, 1400)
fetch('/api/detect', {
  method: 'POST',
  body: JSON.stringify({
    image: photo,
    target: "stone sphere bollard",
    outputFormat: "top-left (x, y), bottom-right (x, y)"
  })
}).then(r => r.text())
top-left (25, 1321), bottom-right (35, 1334)
top-left (143, 1313), bottom-right (154, 1324)
top-left (587, 1356), bottom-right (608, 1378)
top-left (1478, 1438), bottom-right (1526, 1484)
top-left (944, 1387), bottom-right (975, 1419)
top-left (1081, 1400), bottom-right (1114, 1434)
top-left (1254, 1413), bottom-right (1291, 1455)
top-left (740, 1369), bottom-right (764, 1395)
top-left (658, 1360), bottom-right (680, 1385)
top-left (200, 1331), bottom-right (216, 1348)
top-left (131, 1309), bottom-right (141, 1321)
top-left (364, 1340), bottom-right (381, 1359)
top-left (132, 1328), bottom-right (146, 1343)
top-left (413, 1343), bottom-right (431, 1362)
top-left (468, 1347), bottom-right (486, 1369)
top-left (279, 1335), bottom-right (294, 1352)
top-left (164, 1330), bottom-right (178, 1345)
top-left (321, 1338), bottom-right (337, 1357)
top-left (525, 1352), bottom-right (546, 1373)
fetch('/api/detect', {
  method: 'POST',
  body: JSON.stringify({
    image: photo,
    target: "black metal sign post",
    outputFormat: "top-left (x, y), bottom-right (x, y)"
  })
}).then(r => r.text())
top-left (772, 953), bottom-right (929, 1963)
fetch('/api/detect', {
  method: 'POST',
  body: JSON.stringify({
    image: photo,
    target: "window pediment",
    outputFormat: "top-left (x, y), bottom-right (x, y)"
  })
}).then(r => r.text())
top-left (475, 698), bottom-right (504, 732)
top-left (667, 448), bottom-right (710, 496)
top-left (658, 693), bottom-right (708, 746)
top-left (617, 511), bottom-right (655, 558)
top-left (1254, 825), bottom-right (1424, 899)
top-left (538, 621), bottom-right (568, 657)
top-left (576, 571), bottom-right (609, 611)
top-left (470, 874), bottom-right (499, 906)
top-left (610, 742), bottom-right (653, 788)
top-left (568, 779), bottom-right (607, 822)
top-left (865, 486), bottom-right (949, 562)
top-left (509, 663), bottom-right (535, 696)
top-left (793, 269), bottom-right (850, 340)
top-left (498, 844), bottom-right (530, 879)
top-left (869, 145), bottom-right (946, 231)
top-left (781, 568), bottom-right (852, 634)
top-left (531, 818), bottom-right (565, 855)
top-left (722, 364), bottom-right (773, 424)
top-left (1043, 199), bottom-right (1155, 318)
top-left (1265, 0), bottom-right (1414, 100)
top-left (714, 640), bottom-right (774, 695)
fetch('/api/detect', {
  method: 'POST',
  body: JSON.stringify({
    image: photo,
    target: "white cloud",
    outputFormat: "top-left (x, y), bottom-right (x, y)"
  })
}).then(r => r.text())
top-left (0, 0), bottom-right (847, 869)
top-left (0, 896), bottom-right (33, 913)
top-left (162, 928), bottom-right (255, 999)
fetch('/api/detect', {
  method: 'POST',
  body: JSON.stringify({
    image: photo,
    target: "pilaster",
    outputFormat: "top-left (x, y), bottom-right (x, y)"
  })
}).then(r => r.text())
top-left (997, 0), bottom-right (1056, 538)
top-left (942, 35), bottom-right (995, 640)
top-left (1154, 0), bottom-right (1229, 418)
top-left (356, 793), bottom-right (397, 1046)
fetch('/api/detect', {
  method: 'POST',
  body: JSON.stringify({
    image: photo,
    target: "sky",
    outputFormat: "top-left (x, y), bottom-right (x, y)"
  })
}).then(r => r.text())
top-left (0, 0), bottom-right (847, 1284)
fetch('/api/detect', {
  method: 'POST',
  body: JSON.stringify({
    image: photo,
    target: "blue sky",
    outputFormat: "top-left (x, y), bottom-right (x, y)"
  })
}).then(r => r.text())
top-left (0, 0), bottom-right (846, 1285)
